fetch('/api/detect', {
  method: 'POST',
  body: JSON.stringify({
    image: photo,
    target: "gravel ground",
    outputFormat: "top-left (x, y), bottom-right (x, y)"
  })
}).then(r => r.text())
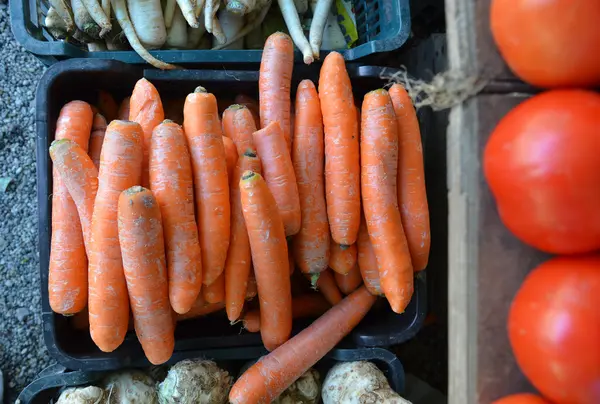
top-left (0, 2), bottom-right (54, 402)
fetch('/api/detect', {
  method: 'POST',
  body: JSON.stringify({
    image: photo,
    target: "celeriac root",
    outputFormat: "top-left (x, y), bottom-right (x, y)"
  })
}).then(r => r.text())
top-left (225, 0), bottom-right (256, 14)
top-left (164, 0), bottom-right (177, 28)
top-left (112, 0), bottom-right (177, 69)
top-left (82, 0), bottom-right (111, 36)
top-left (308, 0), bottom-right (333, 58)
top-left (176, 0), bottom-right (199, 28)
top-left (277, 0), bottom-right (314, 64)
top-left (211, 1), bottom-right (270, 50)
top-left (49, 0), bottom-right (75, 33)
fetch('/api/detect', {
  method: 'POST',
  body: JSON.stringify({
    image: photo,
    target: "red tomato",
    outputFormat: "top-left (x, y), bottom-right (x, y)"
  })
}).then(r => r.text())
top-left (492, 394), bottom-right (551, 404)
top-left (490, 0), bottom-right (600, 88)
top-left (484, 90), bottom-right (600, 254)
top-left (508, 256), bottom-right (600, 404)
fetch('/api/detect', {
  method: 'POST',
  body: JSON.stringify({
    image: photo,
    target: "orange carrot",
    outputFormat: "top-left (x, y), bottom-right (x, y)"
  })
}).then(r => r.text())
top-left (117, 96), bottom-right (130, 120)
top-left (288, 241), bottom-right (295, 275)
top-left (234, 94), bottom-right (261, 129)
top-left (118, 186), bottom-right (174, 365)
top-left (49, 140), bottom-right (98, 251)
top-left (97, 90), bottom-right (118, 122)
top-left (49, 100), bottom-right (93, 315)
top-left (225, 149), bottom-right (262, 322)
top-left (307, 268), bottom-right (342, 305)
top-left (176, 296), bottom-right (225, 321)
top-left (361, 89), bottom-right (414, 313)
top-left (203, 272), bottom-right (225, 304)
top-left (259, 33), bottom-right (293, 151)
top-left (334, 263), bottom-right (363, 295)
top-left (389, 84), bottom-right (430, 272)
top-left (88, 113), bottom-right (107, 169)
top-left (223, 135), bottom-right (238, 180)
top-left (229, 286), bottom-right (376, 404)
top-left (129, 78), bottom-right (164, 188)
top-left (242, 309), bottom-right (261, 332)
top-left (253, 121), bottom-right (301, 236)
top-left (357, 214), bottom-right (382, 295)
top-left (183, 86), bottom-right (230, 286)
top-left (292, 80), bottom-right (329, 275)
top-left (88, 120), bottom-right (143, 352)
top-left (329, 241), bottom-right (357, 275)
top-left (319, 52), bottom-right (360, 246)
top-left (149, 120), bottom-right (202, 314)
top-left (240, 171), bottom-right (292, 351)
top-left (246, 270), bottom-right (258, 300)
top-left (222, 104), bottom-right (258, 156)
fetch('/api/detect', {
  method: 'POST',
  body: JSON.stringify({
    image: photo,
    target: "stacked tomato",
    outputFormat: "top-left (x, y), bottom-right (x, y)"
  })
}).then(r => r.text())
top-left (486, 1), bottom-right (600, 403)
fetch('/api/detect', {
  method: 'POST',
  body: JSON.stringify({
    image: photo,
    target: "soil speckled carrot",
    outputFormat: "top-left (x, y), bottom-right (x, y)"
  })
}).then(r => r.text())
top-left (223, 104), bottom-right (257, 155)
top-left (334, 263), bottom-right (362, 295)
top-left (357, 214), bottom-right (382, 295)
top-left (203, 273), bottom-right (225, 304)
top-left (329, 241), bottom-right (357, 275)
top-left (88, 113), bottom-right (107, 169)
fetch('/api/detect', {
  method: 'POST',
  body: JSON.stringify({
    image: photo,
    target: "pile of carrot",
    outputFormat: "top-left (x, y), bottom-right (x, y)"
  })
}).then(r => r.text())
top-left (48, 31), bottom-right (429, 400)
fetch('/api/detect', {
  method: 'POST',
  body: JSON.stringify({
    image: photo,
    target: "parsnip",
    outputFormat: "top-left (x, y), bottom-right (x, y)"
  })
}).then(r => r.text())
top-left (277, 0), bottom-right (313, 63)
top-left (44, 7), bottom-right (70, 39)
top-left (186, 16), bottom-right (206, 48)
top-left (72, 0), bottom-right (102, 38)
top-left (164, 0), bottom-right (177, 28)
top-left (213, 9), bottom-right (244, 49)
top-left (176, 0), bottom-right (200, 28)
top-left (195, 0), bottom-right (206, 18)
top-left (211, 15), bottom-right (227, 44)
top-left (166, 4), bottom-right (188, 48)
top-left (212, 2), bottom-right (271, 50)
top-left (204, 0), bottom-right (219, 33)
top-left (308, 0), bottom-right (333, 57)
top-left (127, 0), bottom-right (167, 48)
top-left (49, 0), bottom-right (75, 33)
top-left (81, 0), bottom-right (111, 36)
top-left (294, 0), bottom-right (307, 14)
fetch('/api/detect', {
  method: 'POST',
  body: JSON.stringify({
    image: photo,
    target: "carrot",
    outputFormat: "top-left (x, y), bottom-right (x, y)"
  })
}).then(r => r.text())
top-left (259, 32), bottom-right (293, 151)
top-left (242, 309), bottom-right (261, 332)
top-left (319, 52), bottom-right (360, 246)
top-left (234, 94), bottom-right (260, 129)
top-left (329, 241), bottom-right (357, 275)
top-left (361, 89), bottom-right (414, 314)
top-left (306, 268), bottom-right (342, 305)
top-left (202, 272), bottom-right (225, 304)
top-left (88, 120), bottom-right (143, 352)
top-left (117, 96), bottom-right (130, 120)
top-left (288, 242), bottom-right (295, 275)
top-left (222, 104), bottom-right (257, 156)
top-left (183, 86), bottom-right (231, 286)
top-left (49, 100), bottom-right (93, 315)
top-left (334, 263), bottom-right (362, 295)
top-left (176, 297), bottom-right (225, 321)
top-left (246, 269), bottom-right (258, 300)
top-left (118, 186), bottom-right (174, 365)
top-left (240, 171), bottom-right (292, 351)
top-left (229, 286), bottom-right (377, 404)
top-left (292, 80), bottom-right (329, 275)
top-left (223, 135), bottom-right (238, 180)
top-left (88, 113), bottom-right (107, 169)
top-left (149, 120), bottom-right (202, 314)
top-left (357, 214), bottom-right (382, 295)
top-left (253, 121), bottom-right (301, 236)
top-left (97, 90), bottom-right (118, 121)
top-left (389, 84), bottom-right (430, 272)
top-left (129, 78), bottom-right (164, 188)
top-left (49, 139), bottom-right (98, 251)
top-left (225, 149), bottom-right (262, 322)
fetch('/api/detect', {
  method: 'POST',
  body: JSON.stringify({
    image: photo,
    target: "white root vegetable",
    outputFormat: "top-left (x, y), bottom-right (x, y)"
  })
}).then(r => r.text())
top-left (56, 386), bottom-right (105, 404)
top-left (87, 40), bottom-right (107, 50)
top-left (204, 0), bottom-right (219, 33)
top-left (225, 0), bottom-right (256, 15)
top-left (294, 0), bottom-right (307, 14)
top-left (103, 370), bottom-right (158, 404)
top-left (211, 2), bottom-right (270, 50)
top-left (213, 9), bottom-right (244, 49)
top-left (187, 21), bottom-right (206, 48)
top-left (308, 0), bottom-right (333, 57)
top-left (176, 0), bottom-right (200, 28)
top-left (72, 0), bottom-right (102, 38)
top-left (49, 0), bottom-right (75, 33)
top-left (45, 7), bottom-right (70, 39)
top-left (277, 0), bottom-right (313, 64)
top-left (112, 0), bottom-right (177, 69)
top-left (166, 4), bottom-right (188, 48)
top-left (211, 16), bottom-right (227, 45)
top-left (195, 0), bottom-right (206, 18)
top-left (127, 0), bottom-right (167, 48)
top-left (322, 362), bottom-right (412, 404)
top-left (273, 368), bottom-right (321, 404)
top-left (157, 359), bottom-right (232, 404)
top-left (102, 0), bottom-right (110, 21)
top-left (164, 0), bottom-right (177, 28)
top-left (81, 0), bottom-right (111, 36)
top-left (308, 0), bottom-right (345, 50)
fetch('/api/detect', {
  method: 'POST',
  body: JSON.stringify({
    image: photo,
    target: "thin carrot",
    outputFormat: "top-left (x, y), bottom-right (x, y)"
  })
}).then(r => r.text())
top-left (223, 135), bottom-right (238, 180)
top-left (88, 120), bottom-right (143, 352)
top-left (292, 79), bottom-right (329, 275)
top-left (288, 241), bottom-right (295, 275)
top-left (183, 86), bottom-right (230, 286)
top-left (246, 269), bottom-right (258, 300)
top-left (319, 52), bottom-right (360, 246)
top-left (334, 263), bottom-right (362, 295)
top-left (242, 309), bottom-right (261, 332)
top-left (149, 120), bottom-right (202, 314)
top-left (176, 296), bottom-right (225, 321)
top-left (389, 84), bottom-right (430, 272)
top-left (222, 104), bottom-right (257, 156)
top-left (357, 214), bottom-right (382, 295)
top-left (240, 171), bottom-right (292, 351)
top-left (225, 149), bottom-right (262, 322)
top-left (117, 96), bottom-right (130, 120)
top-left (118, 186), bottom-right (174, 365)
top-left (97, 90), bottom-right (118, 122)
top-left (129, 78), bottom-right (164, 188)
top-left (306, 268), bottom-right (342, 305)
top-left (361, 89), bottom-right (414, 314)
top-left (259, 32), bottom-right (293, 151)
top-left (329, 241), bottom-right (357, 275)
top-left (234, 94), bottom-right (260, 129)
top-left (88, 113), bottom-right (107, 169)
top-left (202, 272), bottom-right (225, 304)
top-left (253, 121), bottom-right (301, 236)
top-left (229, 286), bottom-right (377, 404)
top-left (49, 100), bottom-right (93, 315)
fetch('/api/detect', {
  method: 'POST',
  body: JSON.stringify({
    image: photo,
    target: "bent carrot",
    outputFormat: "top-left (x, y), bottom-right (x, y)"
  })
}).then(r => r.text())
top-left (240, 171), bottom-right (292, 351)
top-left (202, 272), bottom-right (225, 304)
top-left (88, 120), bottom-right (143, 352)
top-left (118, 186), bottom-right (174, 365)
top-left (335, 263), bottom-right (363, 295)
top-left (329, 241), bottom-right (357, 275)
top-left (253, 121), bottom-right (301, 236)
top-left (88, 113), bottom-right (107, 169)
top-left (259, 32), bottom-right (293, 151)
top-left (183, 86), bottom-right (230, 286)
top-left (234, 94), bottom-right (260, 129)
top-left (49, 100), bottom-right (93, 315)
top-left (223, 135), bottom-right (238, 180)
top-left (229, 286), bottom-right (377, 404)
top-left (361, 89), bottom-right (413, 314)
top-left (129, 78), bottom-right (164, 188)
top-left (97, 90), bottom-right (118, 122)
top-left (222, 104), bottom-right (257, 156)
top-left (306, 268), bottom-right (342, 305)
top-left (117, 96), bottom-right (130, 120)
top-left (389, 84), bottom-right (430, 272)
top-left (357, 215), bottom-right (382, 295)
top-left (176, 297), bottom-right (225, 321)
top-left (149, 120), bottom-right (202, 314)
top-left (225, 149), bottom-right (262, 322)
top-left (319, 52), bottom-right (360, 246)
top-left (292, 80), bottom-right (329, 275)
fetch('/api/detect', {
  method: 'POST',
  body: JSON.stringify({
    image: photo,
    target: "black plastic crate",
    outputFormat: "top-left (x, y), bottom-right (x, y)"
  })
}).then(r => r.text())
top-left (36, 59), bottom-right (427, 370)
top-left (16, 347), bottom-right (405, 403)
top-left (11, 0), bottom-right (411, 66)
